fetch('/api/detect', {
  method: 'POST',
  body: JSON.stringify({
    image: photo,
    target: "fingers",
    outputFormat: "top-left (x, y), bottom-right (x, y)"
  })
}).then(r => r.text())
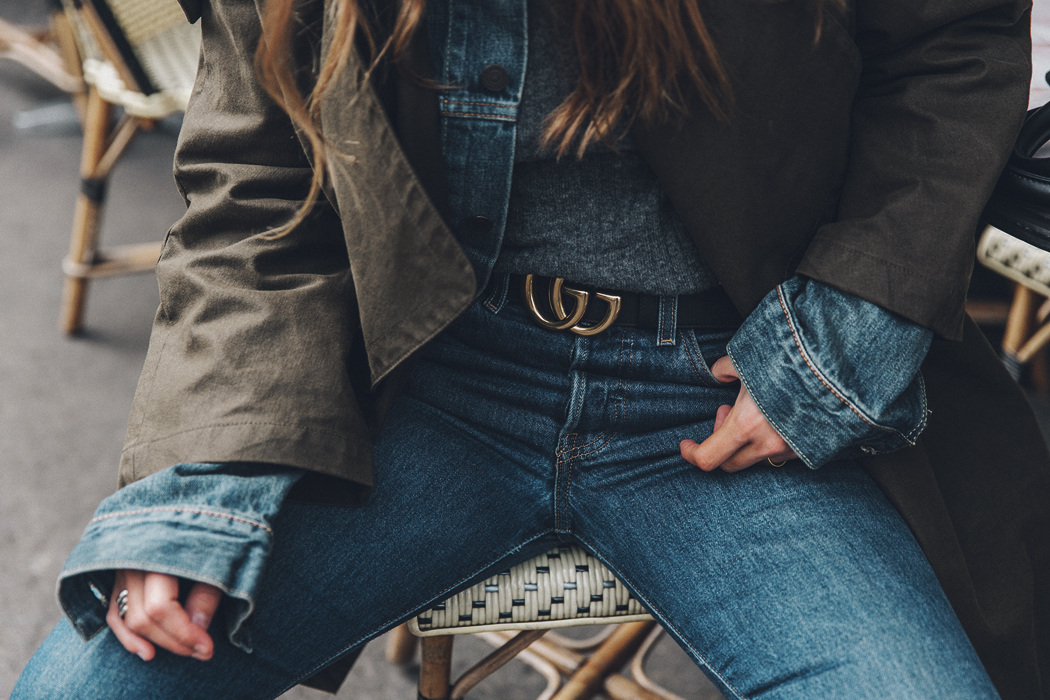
top-left (142, 573), bottom-right (215, 659)
top-left (106, 570), bottom-right (218, 661)
top-left (681, 409), bottom-right (745, 471)
top-left (185, 581), bottom-right (223, 633)
top-left (107, 570), bottom-right (155, 661)
top-left (718, 440), bottom-right (795, 473)
top-left (123, 573), bottom-right (198, 659)
top-left (682, 374), bottom-right (797, 472)
top-left (709, 355), bottom-right (739, 383)
top-left (712, 404), bottom-right (731, 432)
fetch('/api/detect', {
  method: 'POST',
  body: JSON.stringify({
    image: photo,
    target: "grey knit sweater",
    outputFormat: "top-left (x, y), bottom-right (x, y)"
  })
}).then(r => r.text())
top-left (493, 0), bottom-right (718, 295)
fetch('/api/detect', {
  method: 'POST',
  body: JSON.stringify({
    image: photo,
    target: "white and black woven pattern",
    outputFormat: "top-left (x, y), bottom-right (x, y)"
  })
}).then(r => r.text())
top-left (101, 0), bottom-right (199, 96)
top-left (978, 225), bottom-right (1050, 297)
top-left (411, 546), bottom-right (652, 636)
top-left (103, 0), bottom-right (186, 48)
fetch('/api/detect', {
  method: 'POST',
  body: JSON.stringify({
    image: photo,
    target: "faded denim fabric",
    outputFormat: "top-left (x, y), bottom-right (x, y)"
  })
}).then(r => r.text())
top-left (420, 0), bottom-right (933, 468)
top-left (56, 463), bottom-right (302, 651)
top-left (730, 277), bottom-right (933, 467)
top-left (423, 0), bottom-right (526, 291)
top-left (18, 299), bottom-right (995, 699)
top-left (52, 0), bottom-right (933, 660)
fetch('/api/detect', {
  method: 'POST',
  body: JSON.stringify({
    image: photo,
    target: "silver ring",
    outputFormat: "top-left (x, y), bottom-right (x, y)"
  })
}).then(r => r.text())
top-left (116, 589), bottom-right (129, 619)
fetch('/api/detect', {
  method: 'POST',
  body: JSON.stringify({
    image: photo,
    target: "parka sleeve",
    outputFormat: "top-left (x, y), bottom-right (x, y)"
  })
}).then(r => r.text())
top-left (796, 0), bottom-right (1032, 340)
top-left (119, 0), bottom-right (376, 488)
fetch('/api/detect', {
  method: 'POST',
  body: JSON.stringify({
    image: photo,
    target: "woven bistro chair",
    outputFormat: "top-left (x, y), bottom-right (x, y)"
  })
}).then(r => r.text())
top-left (386, 544), bottom-right (685, 700)
top-left (58, 0), bottom-right (199, 334)
top-left (0, 13), bottom-right (84, 97)
top-left (977, 224), bottom-right (1050, 386)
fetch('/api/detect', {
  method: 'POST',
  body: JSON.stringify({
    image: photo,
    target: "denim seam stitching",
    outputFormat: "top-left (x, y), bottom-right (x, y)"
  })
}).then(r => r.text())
top-left (557, 330), bottom-right (631, 460)
top-left (560, 435), bottom-right (576, 529)
top-left (58, 562), bottom-right (255, 643)
top-left (727, 346), bottom-right (810, 466)
top-left (441, 99), bottom-right (518, 109)
top-left (440, 111), bottom-right (517, 122)
top-left (570, 533), bottom-right (750, 700)
top-left (904, 373), bottom-right (929, 442)
top-left (281, 529), bottom-right (560, 696)
top-left (555, 432), bottom-right (615, 464)
top-left (556, 431), bottom-right (608, 457)
top-left (775, 286), bottom-right (910, 442)
top-left (558, 336), bottom-right (631, 463)
top-left (621, 332), bottom-right (634, 429)
top-left (89, 507), bottom-right (273, 534)
top-left (485, 274), bottom-right (509, 312)
top-left (682, 330), bottom-right (717, 385)
top-left (658, 296), bottom-right (677, 345)
top-left (60, 563), bottom-right (252, 600)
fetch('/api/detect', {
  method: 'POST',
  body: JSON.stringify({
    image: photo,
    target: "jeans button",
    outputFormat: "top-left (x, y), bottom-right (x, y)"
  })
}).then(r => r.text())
top-left (465, 215), bottom-right (494, 236)
top-left (480, 65), bottom-right (510, 93)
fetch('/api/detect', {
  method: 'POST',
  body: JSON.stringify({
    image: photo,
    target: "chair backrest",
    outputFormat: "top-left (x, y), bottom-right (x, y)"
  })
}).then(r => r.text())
top-left (79, 0), bottom-right (197, 95)
top-left (65, 0), bottom-right (198, 116)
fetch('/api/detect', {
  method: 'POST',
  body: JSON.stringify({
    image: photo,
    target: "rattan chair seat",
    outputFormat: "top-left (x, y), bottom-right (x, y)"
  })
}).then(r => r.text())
top-left (409, 545), bottom-right (652, 637)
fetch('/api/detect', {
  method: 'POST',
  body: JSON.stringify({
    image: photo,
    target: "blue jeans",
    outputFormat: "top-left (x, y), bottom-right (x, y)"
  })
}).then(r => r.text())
top-left (14, 295), bottom-right (996, 699)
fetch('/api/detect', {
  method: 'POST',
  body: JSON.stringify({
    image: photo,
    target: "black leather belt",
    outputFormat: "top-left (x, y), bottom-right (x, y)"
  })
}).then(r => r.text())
top-left (508, 274), bottom-right (742, 336)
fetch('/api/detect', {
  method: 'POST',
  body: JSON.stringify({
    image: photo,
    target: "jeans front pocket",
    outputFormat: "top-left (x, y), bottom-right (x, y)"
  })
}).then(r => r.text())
top-left (680, 328), bottom-right (734, 387)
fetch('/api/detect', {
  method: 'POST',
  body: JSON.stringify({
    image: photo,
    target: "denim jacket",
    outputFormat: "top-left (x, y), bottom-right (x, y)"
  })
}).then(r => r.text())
top-left (57, 0), bottom-right (932, 647)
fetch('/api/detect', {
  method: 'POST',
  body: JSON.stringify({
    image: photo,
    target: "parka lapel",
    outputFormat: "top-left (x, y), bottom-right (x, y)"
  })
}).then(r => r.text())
top-left (317, 2), bottom-right (474, 387)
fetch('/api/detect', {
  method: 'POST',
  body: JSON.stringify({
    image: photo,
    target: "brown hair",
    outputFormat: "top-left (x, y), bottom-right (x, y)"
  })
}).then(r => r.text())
top-left (255, 0), bottom-right (841, 236)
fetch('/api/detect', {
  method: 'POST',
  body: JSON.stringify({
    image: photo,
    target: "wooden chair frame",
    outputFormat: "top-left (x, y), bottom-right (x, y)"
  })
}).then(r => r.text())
top-left (0, 14), bottom-right (84, 96)
top-left (385, 544), bottom-right (686, 700)
top-left (58, 0), bottom-right (196, 334)
top-left (976, 225), bottom-right (1050, 389)
top-left (388, 620), bottom-right (684, 700)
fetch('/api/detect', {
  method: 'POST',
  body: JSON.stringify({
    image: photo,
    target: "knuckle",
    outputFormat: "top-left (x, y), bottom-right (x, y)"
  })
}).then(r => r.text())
top-left (744, 412), bottom-right (766, 431)
top-left (125, 612), bottom-right (150, 634)
top-left (688, 450), bottom-right (709, 468)
top-left (762, 437), bottom-right (785, 454)
top-left (144, 600), bottom-right (170, 623)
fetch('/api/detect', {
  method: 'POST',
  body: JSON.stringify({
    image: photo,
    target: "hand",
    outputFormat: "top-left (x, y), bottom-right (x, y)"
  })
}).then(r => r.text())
top-left (106, 569), bottom-right (223, 661)
top-left (680, 355), bottom-right (797, 472)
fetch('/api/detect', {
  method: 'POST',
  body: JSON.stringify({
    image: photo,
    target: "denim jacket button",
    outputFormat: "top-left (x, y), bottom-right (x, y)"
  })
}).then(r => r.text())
top-left (465, 215), bottom-right (494, 236)
top-left (480, 64), bottom-right (510, 92)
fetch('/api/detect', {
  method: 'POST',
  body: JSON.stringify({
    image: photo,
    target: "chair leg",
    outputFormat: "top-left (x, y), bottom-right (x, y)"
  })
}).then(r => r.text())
top-left (419, 635), bottom-right (454, 700)
top-left (552, 621), bottom-right (656, 700)
top-left (60, 85), bottom-right (110, 334)
top-left (0, 17), bottom-right (82, 93)
top-left (1001, 284), bottom-right (1039, 382)
top-left (49, 9), bottom-right (87, 121)
top-left (385, 622), bottom-right (419, 665)
top-left (450, 629), bottom-right (548, 699)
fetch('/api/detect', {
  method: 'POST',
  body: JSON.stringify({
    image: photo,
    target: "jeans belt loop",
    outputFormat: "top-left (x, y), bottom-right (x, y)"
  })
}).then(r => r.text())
top-left (657, 295), bottom-right (678, 346)
top-left (484, 273), bottom-right (511, 313)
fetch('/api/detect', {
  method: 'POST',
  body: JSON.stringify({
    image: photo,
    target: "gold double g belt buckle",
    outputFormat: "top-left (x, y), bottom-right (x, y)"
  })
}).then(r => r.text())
top-left (523, 274), bottom-right (622, 336)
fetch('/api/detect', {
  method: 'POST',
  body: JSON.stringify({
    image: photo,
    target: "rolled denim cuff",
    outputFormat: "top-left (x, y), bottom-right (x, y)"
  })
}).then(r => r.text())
top-left (56, 463), bottom-right (302, 653)
top-left (727, 277), bottom-right (931, 468)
